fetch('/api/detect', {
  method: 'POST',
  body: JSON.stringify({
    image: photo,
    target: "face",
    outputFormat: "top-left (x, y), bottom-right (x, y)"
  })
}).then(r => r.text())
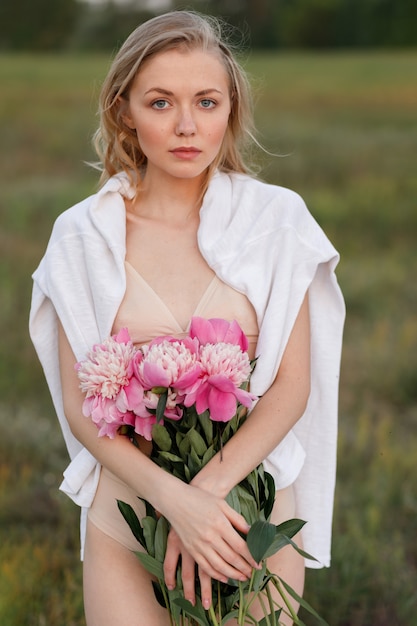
top-left (120, 48), bottom-right (232, 184)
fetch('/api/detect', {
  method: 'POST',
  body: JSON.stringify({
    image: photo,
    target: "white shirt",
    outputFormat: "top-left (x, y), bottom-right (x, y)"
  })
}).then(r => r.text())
top-left (30, 171), bottom-right (345, 566)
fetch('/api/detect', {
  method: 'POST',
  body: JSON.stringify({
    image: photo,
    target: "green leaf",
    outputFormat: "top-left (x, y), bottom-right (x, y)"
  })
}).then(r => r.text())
top-left (136, 552), bottom-right (164, 580)
top-left (262, 520), bottom-right (311, 560)
top-left (187, 427), bottom-right (208, 457)
top-left (275, 518), bottom-right (306, 539)
top-left (183, 464), bottom-right (191, 482)
top-left (197, 410), bottom-right (213, 443)
top-left (225, 486), bottom-right (241, 515)
top-left (158, 451), bottom-right (184, 465)
top-left (278, 536), bottom-right (319, 562)
top-left (143, 498), bottom-right (157, 519)
top-left (263, 471), bottom-right (276, 520)
top-left (235, 484), bottom-right (259, 525)
top-left (220, 419), bottom-right (234, 442)
top-left (142, 516), bottom-right (157, 557)
top-left (202, 444), bottom-right (216, 466)
top-left (221, 609), bottom-right (240, 625)
top-left (184, 405), bottom-right (198, 428)
top-left (151, 423), bottom-right (172, 451)
top-left (247, 520), bottom-right (277, 562)
top-left (262, 533), bottom-right (292, 559)
top-left (156, 390), bottom-right (168, 423)
top-left (173, 598), bottom-right (211, 626)
top-left (187, 448), bottom-right (201, 478)
top-left (151, 581), bottom-right (167, 609)
top-left (154, 516), bottom-right (168, 562)
top-left (245, 470), bottom-right (259, 500)
top-left (190, 444), bottom-right (202, 466)
top-left (166, 586), bottom-right (183, 623)
top-left (179, 432), bottom-right (191, 457)
top-left (117, 500), bottom-right (146, 549)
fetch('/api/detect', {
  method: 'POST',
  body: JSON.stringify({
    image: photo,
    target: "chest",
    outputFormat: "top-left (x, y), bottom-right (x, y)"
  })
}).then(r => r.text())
top-left (125, 212), bottom-right (215, 328)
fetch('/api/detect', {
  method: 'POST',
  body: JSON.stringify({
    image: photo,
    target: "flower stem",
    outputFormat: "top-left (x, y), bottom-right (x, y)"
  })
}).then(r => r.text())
top-left (160, 584), bottom-right (175, 626)
top-left (271, 576), bottom-right (300, 624)
top-left (208, 603), bottom-right (220, 626)
top-left (264, 583), bottom-right (278, 626)
top-left (217, 580), bottom-right (222, 625)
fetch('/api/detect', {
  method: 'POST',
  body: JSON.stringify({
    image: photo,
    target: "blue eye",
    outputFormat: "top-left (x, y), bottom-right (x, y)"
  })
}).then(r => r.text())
top-left (200, 99), bottom-right (216, 109)
top-left (152, 99), bottom-right (169, 109)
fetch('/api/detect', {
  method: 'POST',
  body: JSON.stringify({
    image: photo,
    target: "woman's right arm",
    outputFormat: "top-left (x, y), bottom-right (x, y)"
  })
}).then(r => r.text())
top-left (57, 321), bottom-right (256, 585)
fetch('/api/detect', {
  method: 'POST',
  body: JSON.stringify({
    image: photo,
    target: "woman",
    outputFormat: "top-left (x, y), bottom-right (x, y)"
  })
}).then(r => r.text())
top-left (30, 10), bottom-right (345, 626)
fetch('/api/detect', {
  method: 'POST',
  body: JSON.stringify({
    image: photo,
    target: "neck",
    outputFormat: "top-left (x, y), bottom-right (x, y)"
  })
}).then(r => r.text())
top-left (132, 168), bottom-right (208, 223)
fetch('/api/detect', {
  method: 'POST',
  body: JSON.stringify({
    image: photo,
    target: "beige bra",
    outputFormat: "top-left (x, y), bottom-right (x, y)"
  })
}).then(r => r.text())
top-left (112, 261), bottom-right (259, 358)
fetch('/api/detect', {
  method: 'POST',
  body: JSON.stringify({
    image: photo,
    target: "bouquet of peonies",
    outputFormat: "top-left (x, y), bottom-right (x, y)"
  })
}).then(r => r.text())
top-left (76, 317), bottom-right (326, 626)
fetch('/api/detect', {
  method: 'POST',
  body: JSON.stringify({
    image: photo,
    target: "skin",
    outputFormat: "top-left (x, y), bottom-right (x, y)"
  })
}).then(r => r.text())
top-left (58, 48), bottom-right (308, 625)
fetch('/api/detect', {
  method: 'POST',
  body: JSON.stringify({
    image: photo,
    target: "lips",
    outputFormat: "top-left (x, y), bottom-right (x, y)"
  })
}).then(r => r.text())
top-left (170, 147), bottom-right (202, 160)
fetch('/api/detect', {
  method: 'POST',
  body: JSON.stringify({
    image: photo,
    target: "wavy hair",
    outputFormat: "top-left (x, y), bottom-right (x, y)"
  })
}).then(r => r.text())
top-left (93, 10), bottom-right (256, 189)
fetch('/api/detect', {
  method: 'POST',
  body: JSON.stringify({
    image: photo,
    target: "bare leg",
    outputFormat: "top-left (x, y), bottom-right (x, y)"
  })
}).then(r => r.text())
top-left (83, 518), bottom-right (170, 626)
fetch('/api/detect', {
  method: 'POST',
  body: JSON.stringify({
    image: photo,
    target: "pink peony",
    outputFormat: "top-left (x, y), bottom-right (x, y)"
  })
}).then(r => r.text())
top-left (190, 317), bottom-right (249, 352)
top-left (133, 414), bottom-right (157, 441)
top-left (133, 336), bottom-right (201, 397)
top-left (115, 376), bottom-right (145, 414)
top-left (77, 319), bottom-right (256, 438)
top-left (76, 328), bottom-right (136, 399)
top-left (122, 411), bottom-right (157, 442)
top-left (76, 328), bottom-right (147, 438)
top-left (82, 395), bottom-right (127, 439)
top-left (185, 342), bottom-right (256, 422)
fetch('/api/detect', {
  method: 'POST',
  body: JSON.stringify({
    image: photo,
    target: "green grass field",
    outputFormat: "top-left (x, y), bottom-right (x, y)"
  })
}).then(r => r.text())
top-left (1, 50), bottom-right (416, 625)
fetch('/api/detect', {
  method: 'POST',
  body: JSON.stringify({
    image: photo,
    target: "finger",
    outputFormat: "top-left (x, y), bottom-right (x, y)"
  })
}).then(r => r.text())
top-left (224, 529), bottom-right (260, 570)
top-left (164, 529), bottom-right (181, 590)
top-left (198, 567), bottom-right (212, 611)
top-left (181, 551), bottom-right (196, 607)
top-left (222, 503), bottom-right (251, 536)
top-left (212, 538), bottom-right (254, 580)
top-left (194, 543), bottom-right (251, 583)
top-left (218, 507), bottom-right (261, 569)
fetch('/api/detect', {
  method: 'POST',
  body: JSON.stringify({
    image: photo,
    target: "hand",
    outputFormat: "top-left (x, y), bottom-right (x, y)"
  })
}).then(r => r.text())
top-left (164, 528), bottom-right (213, 610)
top-left (162, 484), bottom-right (258, 587)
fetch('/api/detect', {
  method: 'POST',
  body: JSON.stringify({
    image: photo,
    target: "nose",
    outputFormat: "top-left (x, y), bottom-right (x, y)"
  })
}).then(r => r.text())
top-left (175, 108), bottom-right (196, 136)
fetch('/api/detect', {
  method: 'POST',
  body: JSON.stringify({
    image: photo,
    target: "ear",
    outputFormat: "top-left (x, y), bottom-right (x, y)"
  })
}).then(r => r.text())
top-left (117, 96), bottom-right (135, 130)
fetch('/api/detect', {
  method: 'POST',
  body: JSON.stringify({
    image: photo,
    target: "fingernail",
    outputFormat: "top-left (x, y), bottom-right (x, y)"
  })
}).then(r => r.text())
top-left (186, 598), bottom-right (195, 606)
top-left (203, 598), bottom-right (210, 609)
top-left (167, 584), bottom-right (175, 591)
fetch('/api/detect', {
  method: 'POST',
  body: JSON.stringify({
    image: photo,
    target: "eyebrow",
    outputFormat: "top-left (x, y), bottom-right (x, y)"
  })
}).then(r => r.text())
top-left (144, 87), bottom-right (223, 96)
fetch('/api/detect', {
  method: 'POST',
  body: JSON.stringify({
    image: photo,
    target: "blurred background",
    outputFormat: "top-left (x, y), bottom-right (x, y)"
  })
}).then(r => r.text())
top-left (1, 1), bottom-right (416, 624)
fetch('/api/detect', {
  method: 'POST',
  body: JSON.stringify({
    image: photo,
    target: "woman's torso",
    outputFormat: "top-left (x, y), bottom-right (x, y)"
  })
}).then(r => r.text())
top-left (112, 205), bottom-right (259, 452)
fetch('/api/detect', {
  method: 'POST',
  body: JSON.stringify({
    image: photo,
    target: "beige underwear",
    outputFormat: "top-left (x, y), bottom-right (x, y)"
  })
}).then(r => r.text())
top-left (87, 466), bottom-right (296, 552)
top-left (88, 467), bottom-right (147, 552)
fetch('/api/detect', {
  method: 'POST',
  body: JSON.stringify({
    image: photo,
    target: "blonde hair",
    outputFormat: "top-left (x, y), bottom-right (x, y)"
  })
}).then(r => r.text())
top-left (93, 10), bottom-right (256, 189)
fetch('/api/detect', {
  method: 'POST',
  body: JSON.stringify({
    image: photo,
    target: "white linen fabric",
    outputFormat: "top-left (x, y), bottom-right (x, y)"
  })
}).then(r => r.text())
top-left (29, 171), bottom-right (345, 566)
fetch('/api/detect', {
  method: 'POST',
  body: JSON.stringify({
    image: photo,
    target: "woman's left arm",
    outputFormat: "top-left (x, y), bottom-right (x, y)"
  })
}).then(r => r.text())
top-left (192, 292), bottom-right (311, 498)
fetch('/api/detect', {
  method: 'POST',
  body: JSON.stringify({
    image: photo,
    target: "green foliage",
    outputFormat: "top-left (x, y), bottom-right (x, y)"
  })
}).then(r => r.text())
top-left (0, 50), bottom-right (416, 624)
top-left (1, 0), bottom-right (417, 50)
top-left (0, 0), bottom-right (82, 51)
top-left (119, 484), bottom-right (318, 625)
